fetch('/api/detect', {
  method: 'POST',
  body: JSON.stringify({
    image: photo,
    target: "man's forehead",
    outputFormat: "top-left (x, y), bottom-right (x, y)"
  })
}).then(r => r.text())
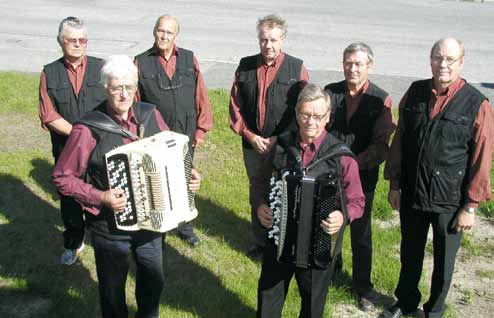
top-left (434, 41), bottom-right (461, 56)
top-left (157, 18), bottom-right (177, 30)
top-left (258, 26), bottom-right (284, 37)
top-left (63, 27), bottom-right (86, 38)
top-left (344, 50), bottom-right (368, 61)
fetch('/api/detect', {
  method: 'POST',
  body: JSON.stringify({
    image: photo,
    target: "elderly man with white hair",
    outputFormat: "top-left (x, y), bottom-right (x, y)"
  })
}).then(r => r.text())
top-left (53, 55), bottom-right (201, 318)
top-left (39, 16), bottom-right (107, 265)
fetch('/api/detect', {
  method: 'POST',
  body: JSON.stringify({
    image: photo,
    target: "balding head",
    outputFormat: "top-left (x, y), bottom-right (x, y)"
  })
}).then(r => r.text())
top-left (430, 37), bottom-right (465, 90)
top-left (430, 37), bottom-right (464, 59)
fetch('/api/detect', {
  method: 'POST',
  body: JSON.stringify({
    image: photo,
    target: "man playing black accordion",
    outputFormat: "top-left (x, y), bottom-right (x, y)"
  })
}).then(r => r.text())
top-left (53, 55), bottom-right (201, 318)
top-left (255, 84), bottom-right (364, 318)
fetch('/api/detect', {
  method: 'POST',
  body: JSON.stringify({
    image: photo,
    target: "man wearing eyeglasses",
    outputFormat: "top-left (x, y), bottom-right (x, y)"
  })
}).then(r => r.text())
top-left (255, 84), bottom-right (364, 318)
top-left (135, 15), bottom-right (212, 247)
top-left (229, 14), bottom-right (309, 260)
top-left (383, 38), bottom-right (493, 318)
top-left (39, 16), bottom-right (106, 266)
top-left (324, 42), bottom-right (395, 312)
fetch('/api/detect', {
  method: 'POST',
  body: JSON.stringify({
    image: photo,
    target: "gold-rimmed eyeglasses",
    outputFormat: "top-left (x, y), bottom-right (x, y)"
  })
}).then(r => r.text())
top-left (108, 85), bottom-right (138, 95)
top-left (297, 111), bottom-right (329, 122)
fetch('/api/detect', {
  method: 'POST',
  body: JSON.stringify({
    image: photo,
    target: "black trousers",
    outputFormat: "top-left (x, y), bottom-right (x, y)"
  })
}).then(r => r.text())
top-left (92, 232), bottom-right (164, 318)
top-left (60, 194), bottom-right (85, 249)
top-left (349, 190), bottom-right (375, 296)
top-left (395, 206), bottom-right (462, 318)
top-left (257, 245), bottom-right (334, 318)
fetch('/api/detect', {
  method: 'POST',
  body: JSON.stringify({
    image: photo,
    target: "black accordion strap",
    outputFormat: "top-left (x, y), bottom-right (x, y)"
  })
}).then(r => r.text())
top-left (305, 143), bottom-right (354, 172)
top-left (77, 110), bottom-right (138, 139)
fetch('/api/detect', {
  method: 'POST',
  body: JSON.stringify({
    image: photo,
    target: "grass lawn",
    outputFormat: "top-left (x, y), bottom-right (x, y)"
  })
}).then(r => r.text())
top-left (0, 71), bottom-right (491, 318)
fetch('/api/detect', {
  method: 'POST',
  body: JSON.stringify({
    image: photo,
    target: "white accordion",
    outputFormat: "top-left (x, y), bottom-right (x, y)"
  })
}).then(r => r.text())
top-left (105, 131), bottom-right (198, 233)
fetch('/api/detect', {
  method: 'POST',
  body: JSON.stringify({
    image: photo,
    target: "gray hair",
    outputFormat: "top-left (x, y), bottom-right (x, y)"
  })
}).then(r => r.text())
top-left (57, 16), bottom-right (87, 44)
top-left (343, 42), bottom-right (374, 65)
top-left (100, 55), bottom-right (138, 87)
top-left (430, 37), bottom-right (465, 58)
top-left (153, 15), bottom-right (180, 34)
top-left (257, 14), bottom-right (287, 37)
top-left (296, 84), bottom-right (331, 112)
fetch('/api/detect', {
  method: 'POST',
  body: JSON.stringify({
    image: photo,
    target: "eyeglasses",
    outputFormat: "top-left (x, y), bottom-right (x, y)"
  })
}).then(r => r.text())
top-left (297, 111), bottom-right (329, 122)
top-left (63, 38), bottom-right (88, 45)
top-left (108, 85), bottom-right (138, 95)
top-left (157, 73), bottom-right (182, 91)
top-left (432, 55), bottom-right (461, 66)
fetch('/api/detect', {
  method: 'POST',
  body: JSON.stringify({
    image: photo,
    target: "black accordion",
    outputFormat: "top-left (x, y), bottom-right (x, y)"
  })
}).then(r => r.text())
top-left (268, 169), bottom-right (342, 269)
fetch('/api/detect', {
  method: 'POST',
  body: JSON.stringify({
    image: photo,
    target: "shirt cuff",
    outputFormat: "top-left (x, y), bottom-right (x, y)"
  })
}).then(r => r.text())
top-left (194, 129), bottom-right (206, 142)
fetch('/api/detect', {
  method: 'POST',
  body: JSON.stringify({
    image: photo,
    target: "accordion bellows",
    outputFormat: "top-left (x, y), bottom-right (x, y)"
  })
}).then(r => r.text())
top-left (105, 131), bottom-right (197, 233)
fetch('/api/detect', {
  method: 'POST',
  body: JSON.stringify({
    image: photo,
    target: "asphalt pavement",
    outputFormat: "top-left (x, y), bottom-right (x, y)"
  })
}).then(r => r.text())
top-left (0, 0), bottom-right (492, 102)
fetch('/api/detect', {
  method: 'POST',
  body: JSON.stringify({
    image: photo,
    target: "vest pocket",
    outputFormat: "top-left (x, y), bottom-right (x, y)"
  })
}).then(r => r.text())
top-left (429, 167), bottom-right (463, 205)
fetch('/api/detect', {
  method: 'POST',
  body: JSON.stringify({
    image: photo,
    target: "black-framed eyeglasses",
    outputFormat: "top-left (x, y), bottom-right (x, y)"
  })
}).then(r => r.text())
top-left (296, 110), bottom-right (329, 122)
top-left (157, 73), bottom-right (182, 91)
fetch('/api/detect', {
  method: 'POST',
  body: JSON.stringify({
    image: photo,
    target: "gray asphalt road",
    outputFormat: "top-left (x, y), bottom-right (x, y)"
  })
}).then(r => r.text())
top-left (0, 0), bottom-right (493, 102)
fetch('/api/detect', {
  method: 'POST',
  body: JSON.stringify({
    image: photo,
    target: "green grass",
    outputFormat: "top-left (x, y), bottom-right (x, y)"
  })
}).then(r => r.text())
top-left (0, 72), bottom-right (492, 318)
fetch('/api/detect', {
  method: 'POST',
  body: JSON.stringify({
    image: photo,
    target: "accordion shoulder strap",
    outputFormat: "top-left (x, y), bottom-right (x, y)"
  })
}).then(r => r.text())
top-left (305, 143), bottom-right (354, 172)
top-left (77, 110), bottom-right (138, 139)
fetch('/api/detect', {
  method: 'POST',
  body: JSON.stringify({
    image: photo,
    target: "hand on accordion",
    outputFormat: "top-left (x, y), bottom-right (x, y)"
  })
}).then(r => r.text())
top-left (320, 210), bottom-right (344, 235)
top-left (100, 188), bottom-right (127, 213)
top-left (188, 169), bottom-right (202, 193)
top-left (256, 203), bottom-right (274, 228)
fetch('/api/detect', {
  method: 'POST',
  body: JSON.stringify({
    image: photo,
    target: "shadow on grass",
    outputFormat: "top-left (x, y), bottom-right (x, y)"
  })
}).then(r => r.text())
top-left (161, 242), bottom-right (255, 318)
top-left (0, 173), bottom-right (100, 318)
top-left (194, 196), bottom-right (253, 255)
top-left (26, 158), bottom-right (256, 317)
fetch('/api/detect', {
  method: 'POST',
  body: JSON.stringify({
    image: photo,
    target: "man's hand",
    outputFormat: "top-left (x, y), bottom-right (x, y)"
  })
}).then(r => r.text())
top-left (452, 208), bottom-right (476, 232)
top-left (257, 203), bottom-right (274, 228)
top-left (189, 168), bottom-right (201, 192)
top-left (388, 189), bottom-right (401, 211)
top-left (193, 137), bottom-right (205, 148)
top-left (250, 135), bottom-right (277, 154)
top-left (101, 188), bottom-right (127, 213)
top-left (320, 210), bottom-right (344, 235)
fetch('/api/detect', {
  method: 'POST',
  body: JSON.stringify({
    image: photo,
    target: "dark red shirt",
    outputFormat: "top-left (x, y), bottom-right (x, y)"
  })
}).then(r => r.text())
top-left (229, 52), bottom-right (310, 141)
top-left (52, 105), bottom-right (169, 215)
top-left (384, 78), bottom-right (493, 207)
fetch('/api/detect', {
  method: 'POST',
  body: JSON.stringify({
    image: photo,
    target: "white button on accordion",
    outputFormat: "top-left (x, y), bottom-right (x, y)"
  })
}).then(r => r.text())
top-left (105, 131), bottom-right (197, 233)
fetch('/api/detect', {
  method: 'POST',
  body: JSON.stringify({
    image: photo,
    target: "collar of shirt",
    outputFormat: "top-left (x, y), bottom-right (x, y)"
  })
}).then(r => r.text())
top-left (105, 103), bottom-right (138, 131)
top-left (431, 77), bottom-right (465, 97)
top-left (345, 80), bottom-right (370, 98)
top-left (63, 55), bottom-right (87, 71)
top-left (153, 44), bottom-right (179, 61)
top-left (258, 51), bottom-right (285, 69)
top-left (298, 129), bottom-right (328, 167)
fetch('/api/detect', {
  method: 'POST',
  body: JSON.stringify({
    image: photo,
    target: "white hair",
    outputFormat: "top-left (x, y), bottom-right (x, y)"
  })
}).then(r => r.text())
top-left (100, 55), bottom-right (138, 87)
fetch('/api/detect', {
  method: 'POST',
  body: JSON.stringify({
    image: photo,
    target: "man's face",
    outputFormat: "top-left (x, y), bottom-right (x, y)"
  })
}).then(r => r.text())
top-left (60, 27), bottom-right (87, 60)
top-left (430, 40), bottom-right (464, 89)
top-left (258, 26), bottom-right (285, 64)
top-left (154, 17), bottom-right (178, 53)
top-left (343, 50), bottom-right (371, 89)
top-left (296, 98), bottom-right (330, 142)
top-left (106, 75), bottom-right (137, 116)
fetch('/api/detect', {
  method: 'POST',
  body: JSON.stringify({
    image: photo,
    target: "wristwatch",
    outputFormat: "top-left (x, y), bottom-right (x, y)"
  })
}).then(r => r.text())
top-left (465, 207), bottom-right (477, 214)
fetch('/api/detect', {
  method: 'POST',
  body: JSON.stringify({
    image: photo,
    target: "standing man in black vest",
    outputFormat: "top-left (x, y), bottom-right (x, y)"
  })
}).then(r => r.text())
top-left (324, 42), bottom-right (395, 311)
top-left (383, 38), bottom-right (493, 318)
top-left (229, 14), bottom-right (309, 259)
top-left (39, 16), bottom-right (106, 265)
top-left (135, 15), bottom-right (213, 247)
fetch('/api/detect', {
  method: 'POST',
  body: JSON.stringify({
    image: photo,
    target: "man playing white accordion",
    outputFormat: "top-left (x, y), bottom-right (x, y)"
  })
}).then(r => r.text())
top-left (255, 84), bottom-right (364, 318)
top-left (53, 55), bottom-right (201, 318)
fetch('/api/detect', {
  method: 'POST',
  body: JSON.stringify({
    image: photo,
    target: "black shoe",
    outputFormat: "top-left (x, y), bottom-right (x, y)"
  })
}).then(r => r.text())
top-left (358, 295), bottom-right (375, 312)
top-left (246, 245), bottom-right (264, 260)
top-left (383, 305), bottom-right (402, 318)
top-left (179, 233), bottom-right (200, 247)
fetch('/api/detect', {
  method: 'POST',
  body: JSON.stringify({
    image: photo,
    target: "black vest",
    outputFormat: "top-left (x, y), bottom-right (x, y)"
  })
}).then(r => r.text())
top-left (44, 56), bottom-right (106, 161)
top-left (237, 54), bottom-right (303, 148)
top-left (325, 81), bottom-right (388, 193)
top-left (401, 80), bottom-right (486, 213)
top-left (79, 102), bottom-right (162, 240)
top-left (136, 47), bottom-right (196, 141)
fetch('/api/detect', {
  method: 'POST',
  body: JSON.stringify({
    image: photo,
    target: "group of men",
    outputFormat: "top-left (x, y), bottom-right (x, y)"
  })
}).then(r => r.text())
top-left (40, 13), bottom-right (492, 318)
